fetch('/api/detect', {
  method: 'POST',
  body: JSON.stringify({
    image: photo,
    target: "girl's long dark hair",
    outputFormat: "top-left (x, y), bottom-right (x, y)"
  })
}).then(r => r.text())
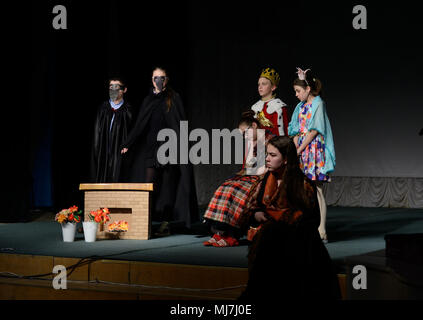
top-left (267, 136), bottom-right (314, 211)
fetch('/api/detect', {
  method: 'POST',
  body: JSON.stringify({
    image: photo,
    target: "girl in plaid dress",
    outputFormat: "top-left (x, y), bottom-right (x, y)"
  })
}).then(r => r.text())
top-left (202, 111), bottom-right (273, 247)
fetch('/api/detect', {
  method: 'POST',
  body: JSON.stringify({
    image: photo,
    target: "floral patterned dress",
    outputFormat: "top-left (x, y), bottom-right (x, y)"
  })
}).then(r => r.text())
top-left (297, 103), bottom-right (331, 182)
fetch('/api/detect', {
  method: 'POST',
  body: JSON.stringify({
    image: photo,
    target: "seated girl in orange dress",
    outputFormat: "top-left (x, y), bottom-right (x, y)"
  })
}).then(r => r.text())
top-left (239, 136), bottom-right (340, 300)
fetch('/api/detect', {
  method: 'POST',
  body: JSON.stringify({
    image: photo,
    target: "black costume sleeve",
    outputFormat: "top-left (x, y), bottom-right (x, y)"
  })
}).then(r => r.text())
top-left (164, 91), bottom-right (199, 227)
top-left (164, 92), bottom-right (186, 133)
top-left (90, 103), bottom-right (105, 182)
top-left (121, 97), bottom-right (153, 149)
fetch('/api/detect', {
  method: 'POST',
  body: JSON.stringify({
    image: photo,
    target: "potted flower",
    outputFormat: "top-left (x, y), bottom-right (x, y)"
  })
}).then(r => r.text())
top-left (55, 205), bottom-right (82, 242)
top-left (108, 220), bottom-right (129, 232)
top-left (83, 208), bottom-right (111, 242)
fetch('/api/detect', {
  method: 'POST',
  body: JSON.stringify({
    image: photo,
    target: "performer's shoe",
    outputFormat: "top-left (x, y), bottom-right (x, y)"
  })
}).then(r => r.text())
top-left (212, 235), bottom-right (239, 247)
top-left (154, 221), bottom-right (170, 237)
top-left (203, 233), bottom-right (221, 246)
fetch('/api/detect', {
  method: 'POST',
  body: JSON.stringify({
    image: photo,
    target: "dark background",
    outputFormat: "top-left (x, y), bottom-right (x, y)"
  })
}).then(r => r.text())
top-left (2, 0), bottom-right (422, 221)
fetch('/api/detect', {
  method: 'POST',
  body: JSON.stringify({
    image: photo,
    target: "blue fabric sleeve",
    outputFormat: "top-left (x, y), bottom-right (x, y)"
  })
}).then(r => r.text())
top-left (309, 97), bottom-right (336, 174)
top-left (288, 102), bottom-right (302, 136)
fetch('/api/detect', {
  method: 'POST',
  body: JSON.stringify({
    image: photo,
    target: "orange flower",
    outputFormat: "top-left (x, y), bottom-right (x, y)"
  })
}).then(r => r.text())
top-left (88, 207), bottom-right (111, 224)
top-left (108, 222), bottom-right (117, 231)
top-left (119, 221), bottom-right (128, 231)
top-left (108, 220), bottom-right (128, 232)
top-left (56, 213), bottom-right (67, 224)
top-left (55, 205), bottom-right (81, 224)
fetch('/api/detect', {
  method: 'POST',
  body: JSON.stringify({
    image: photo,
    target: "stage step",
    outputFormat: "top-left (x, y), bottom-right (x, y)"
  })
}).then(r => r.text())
top-left (0, 253), bottom-right (346, 300)
top-left (0, 254), bottom-right (247, 299)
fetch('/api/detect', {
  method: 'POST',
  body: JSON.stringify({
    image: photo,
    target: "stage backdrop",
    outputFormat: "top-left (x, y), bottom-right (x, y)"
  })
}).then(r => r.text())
top-left (184, 1), bottom-right (423, 208)
top-left (27, 0), bottom-right (423, 220)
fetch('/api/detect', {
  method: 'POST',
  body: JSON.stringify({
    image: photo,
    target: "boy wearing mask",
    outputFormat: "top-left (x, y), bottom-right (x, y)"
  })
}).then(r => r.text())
top-left (90, 78), bottom-right (133, 182)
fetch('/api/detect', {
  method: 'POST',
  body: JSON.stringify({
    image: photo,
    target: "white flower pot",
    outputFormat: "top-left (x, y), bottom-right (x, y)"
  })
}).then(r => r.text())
top-left (83, 221), bottom-right (98, 242)
top-left (61, 222), bottom-right (77, 242)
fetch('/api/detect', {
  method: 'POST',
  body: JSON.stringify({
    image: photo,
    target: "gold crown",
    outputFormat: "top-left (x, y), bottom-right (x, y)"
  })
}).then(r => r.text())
top-left (260, 68), bottom-right (280, 86)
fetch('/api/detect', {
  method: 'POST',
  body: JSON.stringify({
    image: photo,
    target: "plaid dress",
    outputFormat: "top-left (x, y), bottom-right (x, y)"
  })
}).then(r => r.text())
top-left (203, 130), bottom-right (274, 231)
top-left (203, 174), bottom-right (261, 228)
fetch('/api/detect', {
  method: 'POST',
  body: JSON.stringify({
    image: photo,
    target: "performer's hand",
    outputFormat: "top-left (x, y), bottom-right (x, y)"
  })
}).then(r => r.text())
top-left (121, 148), bottom-right (128, 154)
top-left (297, 148), bottom-right (302, 156)
top-left (254, 211), bottom-right (268, 222)
top-left (293, 135), bottom-right (299, 148)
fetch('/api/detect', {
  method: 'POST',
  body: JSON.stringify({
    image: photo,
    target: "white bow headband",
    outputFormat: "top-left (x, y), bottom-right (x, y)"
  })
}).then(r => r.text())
top-left (296, 67), bottom-right (311, 85)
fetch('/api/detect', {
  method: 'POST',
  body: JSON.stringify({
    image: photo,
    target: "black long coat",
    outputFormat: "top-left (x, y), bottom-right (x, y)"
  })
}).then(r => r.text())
top-left (90, 100), bottom-right (133, 183)
top-left (121, 88), bottom-right (198, 227)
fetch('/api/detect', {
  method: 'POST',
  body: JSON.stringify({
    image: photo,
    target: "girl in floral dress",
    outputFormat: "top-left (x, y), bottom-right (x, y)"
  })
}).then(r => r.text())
top-left (288, 68), bottom-right (336, 243)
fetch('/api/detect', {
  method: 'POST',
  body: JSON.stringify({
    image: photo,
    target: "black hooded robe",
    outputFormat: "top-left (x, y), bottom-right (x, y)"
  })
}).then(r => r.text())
top-left (90, 100), bottom-right (133, 183)
top-left (121, 88), bottom-right (198, 228)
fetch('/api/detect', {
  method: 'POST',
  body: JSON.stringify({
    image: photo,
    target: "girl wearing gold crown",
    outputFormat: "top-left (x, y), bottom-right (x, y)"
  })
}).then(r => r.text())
top-left (288, 68), bottom-right (336, 243)
top-left (251, 68), bottom-right (289, 137)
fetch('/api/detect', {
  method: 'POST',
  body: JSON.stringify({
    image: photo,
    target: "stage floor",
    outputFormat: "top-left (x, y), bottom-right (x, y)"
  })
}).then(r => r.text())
top-left (1, 206), bottom-right (422, 272)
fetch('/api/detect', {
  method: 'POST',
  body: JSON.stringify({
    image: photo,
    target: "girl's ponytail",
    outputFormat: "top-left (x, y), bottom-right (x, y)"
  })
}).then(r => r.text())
top-left (310, 77), bottom-right (322, 96)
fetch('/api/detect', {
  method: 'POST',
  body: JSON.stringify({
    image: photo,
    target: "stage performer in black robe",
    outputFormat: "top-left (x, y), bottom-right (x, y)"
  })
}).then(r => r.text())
top-left (121, 67), bottom-right (198, 234)
top-left (90, 78), bottom-right (133, 183)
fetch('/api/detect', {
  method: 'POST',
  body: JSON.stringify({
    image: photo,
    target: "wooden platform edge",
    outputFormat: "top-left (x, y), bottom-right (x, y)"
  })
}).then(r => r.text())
top-left (0, 253), bottom-right (347, 300)
top-left (0, 253), bottom-right (247, 300)
top-left (79, 183), bottom-right (154, 191)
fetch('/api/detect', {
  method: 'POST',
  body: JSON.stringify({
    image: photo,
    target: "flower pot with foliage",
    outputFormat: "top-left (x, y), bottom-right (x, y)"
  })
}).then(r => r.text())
top-left (55, 205), bottom-right (82, 242)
